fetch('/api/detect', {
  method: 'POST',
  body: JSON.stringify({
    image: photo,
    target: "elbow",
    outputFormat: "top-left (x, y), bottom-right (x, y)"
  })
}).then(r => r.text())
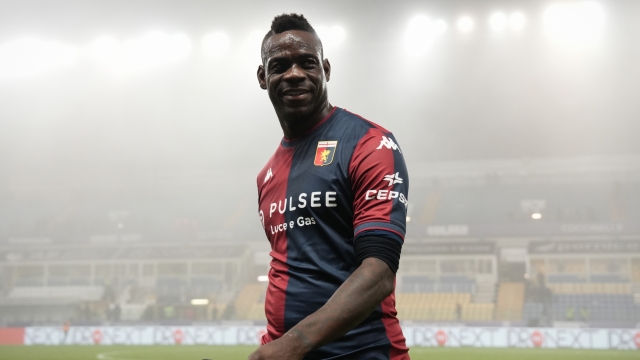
top-left (374, 263), bottom-right (395, 298)
top-left (380, 271), bottom-right (395, 298)
top-left (360, 257), bottom-right (396, 299)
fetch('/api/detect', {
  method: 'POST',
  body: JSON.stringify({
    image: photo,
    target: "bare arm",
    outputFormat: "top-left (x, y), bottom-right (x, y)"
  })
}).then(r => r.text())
top-left (248, 257), bottom-right (395, 360)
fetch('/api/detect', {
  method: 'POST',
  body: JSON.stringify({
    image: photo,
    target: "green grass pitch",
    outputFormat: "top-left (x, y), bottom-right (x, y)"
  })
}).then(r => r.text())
top-left (0, 346), bottom-right (637, 360)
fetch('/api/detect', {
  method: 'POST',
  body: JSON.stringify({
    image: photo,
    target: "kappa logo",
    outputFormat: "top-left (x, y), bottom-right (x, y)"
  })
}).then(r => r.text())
top-left (314, 141), bottom-right (338, 166)
top-left (264, 168), bottom-right (273, 183)
top-left (384, 172), bottom-right (403, 186)
top-left (376, 136), bottom-right (402, 153)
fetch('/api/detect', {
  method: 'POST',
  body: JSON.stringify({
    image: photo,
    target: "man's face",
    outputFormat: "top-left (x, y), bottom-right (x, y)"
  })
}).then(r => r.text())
top-left (258, 30), bottom-right (331, 120)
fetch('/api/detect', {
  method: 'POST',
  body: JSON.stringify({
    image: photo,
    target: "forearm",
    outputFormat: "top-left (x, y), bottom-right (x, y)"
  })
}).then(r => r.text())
top-left (283, 257), bottom-right (395, 354)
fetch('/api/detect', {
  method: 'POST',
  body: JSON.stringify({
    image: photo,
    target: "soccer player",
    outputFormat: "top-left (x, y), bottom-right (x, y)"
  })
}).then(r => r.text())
top-left (249, 14), bottom-right (410, 360)
top-left (61, 319), bottom-right (70, 344)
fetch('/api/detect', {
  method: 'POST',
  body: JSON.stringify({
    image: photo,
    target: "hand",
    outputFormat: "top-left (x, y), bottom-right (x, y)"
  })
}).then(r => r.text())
top-left (247, 333), bottom-right (308, 360)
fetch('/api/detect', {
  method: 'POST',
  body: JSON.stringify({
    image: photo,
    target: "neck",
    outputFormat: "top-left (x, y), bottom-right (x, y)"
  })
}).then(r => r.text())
top-left (278, 100), bottom-right (333, 140)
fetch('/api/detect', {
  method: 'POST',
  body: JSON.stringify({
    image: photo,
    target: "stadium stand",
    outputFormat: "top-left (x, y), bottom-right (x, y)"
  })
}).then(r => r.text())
top-left (397, 242), bottom-right (498, 323)
top-left (400, 275), bottom-right (476, 293)
top-left (3, 160), bottom-right (639, 249)
top-left (0, 242), bottom-right (246, 325)
top-left (524, 282), bottom-right (640, 324)
top-left (395, 292), bottom-right (495, 322)
top-left (551, 294), bottom-right (638, 322)
top-left (462, 303), bottom-right (495, 321)
top-left (396, 293), bottom-right (469, 321)
top-left (234, 283), bottom-right (266, 321)
top-left (155, 277), bottom-right (188, 303)
top-left (547, 283), bottom-right (631, 294)
top-left (1, 158), bottom-right (639, 327)
top-left (522, 302), bottom-right (544, 323)
top-left (8, 286), bottom-right (104, 302)
top-left (409, 183), bottom-right (616, 226)
top-left (0, 174), bottom-right (261, 246)
top-left (246, 297), bottom-right (267, 322)
top-left (495, 282), bottom-right (525, 321)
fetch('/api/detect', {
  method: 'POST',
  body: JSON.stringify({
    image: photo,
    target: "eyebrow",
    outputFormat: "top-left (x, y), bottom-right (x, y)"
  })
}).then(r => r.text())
top-left (267, 52), bottom-right (319, 67)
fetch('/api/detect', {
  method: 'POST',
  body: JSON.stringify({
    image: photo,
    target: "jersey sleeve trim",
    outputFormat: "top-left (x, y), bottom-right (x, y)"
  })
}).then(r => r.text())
top-left (354, 221), bottom-right (405, 240)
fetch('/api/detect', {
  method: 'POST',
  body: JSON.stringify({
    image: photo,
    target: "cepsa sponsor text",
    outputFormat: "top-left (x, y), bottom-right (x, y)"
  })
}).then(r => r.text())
top-left (365, 189), bottom-right (408, 208)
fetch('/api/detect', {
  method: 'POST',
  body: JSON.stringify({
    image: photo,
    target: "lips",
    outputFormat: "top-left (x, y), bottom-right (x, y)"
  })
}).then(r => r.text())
top-left (282, 88), bottom-right (311, 101)
top-left (285, 90), bottom-right (308, 95)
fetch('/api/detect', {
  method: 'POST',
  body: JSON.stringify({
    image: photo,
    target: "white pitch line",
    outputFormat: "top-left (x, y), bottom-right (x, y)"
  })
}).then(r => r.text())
top-left (96, 351), bottom-right (138, 360)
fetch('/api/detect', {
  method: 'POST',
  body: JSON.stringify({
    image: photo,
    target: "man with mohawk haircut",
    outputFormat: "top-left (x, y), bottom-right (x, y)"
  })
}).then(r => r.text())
top-left (249, 13), bottom-right (410, 360)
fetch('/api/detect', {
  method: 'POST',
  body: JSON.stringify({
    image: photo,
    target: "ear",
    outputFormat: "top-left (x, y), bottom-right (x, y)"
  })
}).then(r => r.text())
top-left (257, 65), bottom-right (267, 89)
top-left (323, 58), bottom-right (331, 82)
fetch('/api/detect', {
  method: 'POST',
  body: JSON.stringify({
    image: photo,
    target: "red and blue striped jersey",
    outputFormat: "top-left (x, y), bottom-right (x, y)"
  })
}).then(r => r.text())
top-left (257, 107), bottom-right (409, 359)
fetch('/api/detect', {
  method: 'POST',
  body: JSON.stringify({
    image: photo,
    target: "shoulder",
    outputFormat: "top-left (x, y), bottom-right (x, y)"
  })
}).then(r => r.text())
top-left (331, 108), bottom-right (398, 155)
top-left (335, 109), bottom-right (400, 152)
top-left (335, 107), bottom-right (393, 135)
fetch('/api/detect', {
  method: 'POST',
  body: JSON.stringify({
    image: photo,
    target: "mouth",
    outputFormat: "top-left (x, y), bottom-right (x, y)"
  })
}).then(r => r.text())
top-left (282, 88), bottom-right (311, 101)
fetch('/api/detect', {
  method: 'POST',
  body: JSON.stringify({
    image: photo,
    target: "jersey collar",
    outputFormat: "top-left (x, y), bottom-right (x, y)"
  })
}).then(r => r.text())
top-left (281, 106), bottom-right (338, 148)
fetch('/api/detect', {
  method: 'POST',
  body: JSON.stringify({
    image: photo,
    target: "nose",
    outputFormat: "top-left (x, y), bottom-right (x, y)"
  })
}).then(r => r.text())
top-left (283, 63), bottom-right (305, 83)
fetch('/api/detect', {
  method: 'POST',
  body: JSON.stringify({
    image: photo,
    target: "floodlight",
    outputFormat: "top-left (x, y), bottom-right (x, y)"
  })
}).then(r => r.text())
top-left (257, 275), bottom-right (268, 282)
top-left (543, 1), bottom-right (604, 45)
top-left (0, 37), bottom-right (78, 78)
top-left (509, 12), bottom-right (526, 31)
top-left (434, 19), bottom-right (448, 35)
top-left (202, 32), bottom-right (230, 59)
top-left (457, 16), bottom-right (474, 33)
top-left (490, 12), bottom-right (508, 31)
top-left (191, 299), bottom-right (209, 305)
top-left (121, 31), bottom-right (191, 71)
top-left (404, 15), bottom-right (438, 56)
top-left (531, 213), bottom-right (542, 220)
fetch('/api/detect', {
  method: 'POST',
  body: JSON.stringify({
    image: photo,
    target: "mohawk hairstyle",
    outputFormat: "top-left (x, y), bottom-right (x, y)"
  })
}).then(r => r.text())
top-left (261, 13), bottom-right (322, 63)
top-left (270, 13), bottom-right (316, 34)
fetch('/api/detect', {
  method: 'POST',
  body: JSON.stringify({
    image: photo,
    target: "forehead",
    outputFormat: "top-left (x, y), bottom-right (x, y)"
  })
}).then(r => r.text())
top-left (263, 30), bottom-right (322, 62)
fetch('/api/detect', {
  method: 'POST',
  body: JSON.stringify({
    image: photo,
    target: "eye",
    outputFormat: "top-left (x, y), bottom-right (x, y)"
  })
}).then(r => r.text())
top-left (303, 59), bottom-right (317, 68)
top-left (270, 61), bottom-right (287, 73)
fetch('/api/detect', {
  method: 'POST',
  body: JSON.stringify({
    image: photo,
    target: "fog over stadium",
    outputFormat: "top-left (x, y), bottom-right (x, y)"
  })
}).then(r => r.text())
top-left (1, 0), bottom-right (640, 357)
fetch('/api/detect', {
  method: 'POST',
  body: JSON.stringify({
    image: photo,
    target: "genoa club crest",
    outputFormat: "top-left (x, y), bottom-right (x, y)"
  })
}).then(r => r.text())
top-left (314, 141), bottom-right (337, 166)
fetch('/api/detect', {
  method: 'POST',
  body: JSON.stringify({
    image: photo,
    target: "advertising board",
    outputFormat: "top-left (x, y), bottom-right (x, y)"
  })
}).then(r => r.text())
top-left (13, 326), bottom-right (639, 350)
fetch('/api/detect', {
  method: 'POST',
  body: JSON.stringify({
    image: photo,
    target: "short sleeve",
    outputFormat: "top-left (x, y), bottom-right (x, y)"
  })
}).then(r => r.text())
top-left (349, 128), bottom-right (409, 242)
